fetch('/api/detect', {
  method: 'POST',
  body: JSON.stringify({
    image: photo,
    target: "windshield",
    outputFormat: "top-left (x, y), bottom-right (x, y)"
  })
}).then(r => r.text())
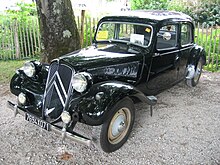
top-left (95, 22), bottom-right (152, 47)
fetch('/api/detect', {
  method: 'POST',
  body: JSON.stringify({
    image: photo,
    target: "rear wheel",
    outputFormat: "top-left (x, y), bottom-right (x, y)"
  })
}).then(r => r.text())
top-left (186, 57), bottom-right (203, 87)
top-left (100, 98), bottom-right (135, 153)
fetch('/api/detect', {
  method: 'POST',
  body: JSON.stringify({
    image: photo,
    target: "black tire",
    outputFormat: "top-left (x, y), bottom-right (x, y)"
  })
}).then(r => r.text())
top-left (186, 57), bottom-right (203, 87)
top-left (100, 98), bottom-right (135, 153)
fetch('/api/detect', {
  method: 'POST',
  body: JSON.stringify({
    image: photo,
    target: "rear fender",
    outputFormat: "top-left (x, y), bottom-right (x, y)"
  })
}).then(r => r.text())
top-left (188, 45), bottom-right (206, 66)
top-left (76, 81), bottom-right (156, 126)
top-left (186, 45), bottom-right (206, 79)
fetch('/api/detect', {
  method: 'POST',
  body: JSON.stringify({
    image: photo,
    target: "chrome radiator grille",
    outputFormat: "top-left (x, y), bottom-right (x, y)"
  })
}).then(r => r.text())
top-left (43, 61), bottom-right (74, 120)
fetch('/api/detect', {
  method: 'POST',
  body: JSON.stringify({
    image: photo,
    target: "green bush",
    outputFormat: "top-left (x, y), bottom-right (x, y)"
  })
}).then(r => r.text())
top-left (0, 17), bottom-right (14, 59)
top-left (167, 1), bottom-right (191, 14)
top-left (131, 0), bottom-right (169, 10)
top-left (189, 1), bottom-right (220, 26)
top-left (131, 0), bottom-right (220, 26)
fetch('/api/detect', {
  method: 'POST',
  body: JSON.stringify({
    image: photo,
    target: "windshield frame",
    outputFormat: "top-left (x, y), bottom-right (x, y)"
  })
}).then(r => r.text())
top-left (94, 21), bottom-right (153, 48)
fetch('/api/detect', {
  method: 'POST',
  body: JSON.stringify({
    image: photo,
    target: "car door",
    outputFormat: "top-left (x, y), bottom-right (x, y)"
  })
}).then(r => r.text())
top-left (147, 24), bottom-right (180, 92)
top-left (178, 23), bottom-right (194, 79)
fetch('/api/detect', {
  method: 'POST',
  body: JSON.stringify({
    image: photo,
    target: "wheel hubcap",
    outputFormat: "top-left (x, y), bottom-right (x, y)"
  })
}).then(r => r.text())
top-left (108, 108), bottom-right (131, 144)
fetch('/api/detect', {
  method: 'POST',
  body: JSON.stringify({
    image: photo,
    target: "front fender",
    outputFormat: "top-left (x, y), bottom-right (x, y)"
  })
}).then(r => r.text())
top-left (76, 81), bottom-right (156, 126)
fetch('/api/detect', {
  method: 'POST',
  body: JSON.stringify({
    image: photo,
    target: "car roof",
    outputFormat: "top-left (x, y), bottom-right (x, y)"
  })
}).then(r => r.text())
top-left (103, 10), bottom-right (193, 22)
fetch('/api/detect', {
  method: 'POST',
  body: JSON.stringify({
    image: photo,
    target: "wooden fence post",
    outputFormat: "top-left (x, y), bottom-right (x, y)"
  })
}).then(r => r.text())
top-left (14, 20), bottom-right (20, 59)
top-left (217, 35), bottom-right (220, 70)
top-left (9, 21), bottom-right (14, 59)
top-left (1, 21), bottom-right (6, 60)
top-left (208, 25), bottom-right (213, 67)
top-left (80, 10), bottom-right (85, 47)
top-left (36, 18), bottom-right (41, 53)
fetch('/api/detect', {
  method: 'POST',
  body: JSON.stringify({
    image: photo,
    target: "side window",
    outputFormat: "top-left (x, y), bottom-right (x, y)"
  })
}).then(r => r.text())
top-left (181, 24), bottom-right (192, 46)
top-left (156, 25), bottom-right (177, 50)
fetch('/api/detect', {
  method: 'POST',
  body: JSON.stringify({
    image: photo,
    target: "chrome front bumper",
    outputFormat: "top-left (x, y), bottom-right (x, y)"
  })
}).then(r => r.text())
top-left (7, 101), bottom-right (92, 146)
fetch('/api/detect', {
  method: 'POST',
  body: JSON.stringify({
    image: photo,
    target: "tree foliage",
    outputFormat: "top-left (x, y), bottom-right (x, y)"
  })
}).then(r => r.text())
top-left (189, 0), bottom-right (220, 25)
top-left (131, 0), bottom-right (169, 10)
top-left (6, 2), bottom-right (37, 21)
top-left (131, 0), bottom-right (220, 25)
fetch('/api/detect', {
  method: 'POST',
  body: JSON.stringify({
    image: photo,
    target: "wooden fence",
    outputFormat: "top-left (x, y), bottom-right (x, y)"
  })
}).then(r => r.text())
top-left (194, 23), bottom-right (220, 71)
top-left (0, 17), bottom-right (41, 60)
top-left (0, 17), bottom-right (219, 70)
top-left (75, 16), bottom-right (99, 47)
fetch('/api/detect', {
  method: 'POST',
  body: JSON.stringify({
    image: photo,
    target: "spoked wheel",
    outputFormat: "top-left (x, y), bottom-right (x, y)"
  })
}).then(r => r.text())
top-left (186, 57), bottom-right (203, 87)
top-left (100, 98), bottom-right (135, 153)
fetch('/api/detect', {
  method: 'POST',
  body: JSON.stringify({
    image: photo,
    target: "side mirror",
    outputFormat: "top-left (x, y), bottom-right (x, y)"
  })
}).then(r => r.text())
top-left (162, 32), bottom-right (171, 41)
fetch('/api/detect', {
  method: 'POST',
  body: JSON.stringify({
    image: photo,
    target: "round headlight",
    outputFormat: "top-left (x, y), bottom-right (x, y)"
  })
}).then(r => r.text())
top-left (61, 111), bottom-right (71, 124)
top-left (72, 73), bottom-right (88, 93)
top-left (18, 92), bottom-right (26, 105)
top-left (23, 62), bottom-right (36, 77)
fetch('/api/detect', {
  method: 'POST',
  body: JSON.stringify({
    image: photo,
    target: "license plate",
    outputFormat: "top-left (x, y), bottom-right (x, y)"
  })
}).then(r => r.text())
top-left (25, 113), bottom-right (50, 131)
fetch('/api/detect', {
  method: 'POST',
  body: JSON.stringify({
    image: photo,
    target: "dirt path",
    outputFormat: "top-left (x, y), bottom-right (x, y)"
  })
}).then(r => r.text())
top-left (0, 71), bottom-right (219, 165)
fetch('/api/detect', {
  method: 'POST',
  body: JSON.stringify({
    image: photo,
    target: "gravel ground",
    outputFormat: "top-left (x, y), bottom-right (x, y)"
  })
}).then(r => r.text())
top-left (0, 71), bottom-right (220, 165)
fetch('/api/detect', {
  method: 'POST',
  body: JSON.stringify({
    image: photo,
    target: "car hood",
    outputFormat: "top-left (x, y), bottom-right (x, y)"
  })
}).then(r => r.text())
top-left (59, 45), bottom-right (142, 71)
top-left (59, 45), bottom-right (143, 82)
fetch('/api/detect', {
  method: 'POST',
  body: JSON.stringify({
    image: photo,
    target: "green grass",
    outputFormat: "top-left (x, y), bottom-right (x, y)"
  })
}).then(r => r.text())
top-left (0, 60), bottom-right (25, 84)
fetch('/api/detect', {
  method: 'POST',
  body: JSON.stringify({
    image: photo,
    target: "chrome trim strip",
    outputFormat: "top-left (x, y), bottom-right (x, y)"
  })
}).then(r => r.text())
top-left (154, 45), bottom-right (194, 57)
top-left (45, 71), bottom-right (57, 92)
top-left (42, 63), bottom-right (58, 117)
top-left (179, 45), bottom-right (194, 51)
top-left (54, 82), bottom-right (65, 107)
top-left (56, 72), bottom-right (68, 99)
top-left (7, 101), bottom-right (91, 146)
top-left (154, 49), bottom-right (180, 57)
top-left (181, 43), bottom-right (194, 48)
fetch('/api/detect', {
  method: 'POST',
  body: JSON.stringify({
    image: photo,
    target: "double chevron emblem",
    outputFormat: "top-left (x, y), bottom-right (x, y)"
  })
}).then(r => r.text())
top-left (43, 63), bottom-right (73, 118)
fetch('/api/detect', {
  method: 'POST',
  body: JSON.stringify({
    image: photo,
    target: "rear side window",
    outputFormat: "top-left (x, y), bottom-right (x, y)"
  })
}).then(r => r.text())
top-left (156, 25), bottom-right (177, 50)
top-left (181, 24), bottom-right (192, 46)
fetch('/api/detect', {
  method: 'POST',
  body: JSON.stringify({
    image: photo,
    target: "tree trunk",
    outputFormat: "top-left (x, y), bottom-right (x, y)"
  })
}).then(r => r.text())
top-left (35, 0), bottom-right (81, 63)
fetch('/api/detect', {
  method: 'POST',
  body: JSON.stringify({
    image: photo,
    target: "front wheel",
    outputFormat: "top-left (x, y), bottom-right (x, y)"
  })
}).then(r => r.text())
top-left (100, 98), bottom-right (135, 153)
top-left (186, 57), bottom-right (203, 87)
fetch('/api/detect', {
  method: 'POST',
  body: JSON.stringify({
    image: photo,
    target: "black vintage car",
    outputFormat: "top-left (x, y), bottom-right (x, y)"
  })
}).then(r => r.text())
top-left (8, 10), bottom-right (206, 153)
